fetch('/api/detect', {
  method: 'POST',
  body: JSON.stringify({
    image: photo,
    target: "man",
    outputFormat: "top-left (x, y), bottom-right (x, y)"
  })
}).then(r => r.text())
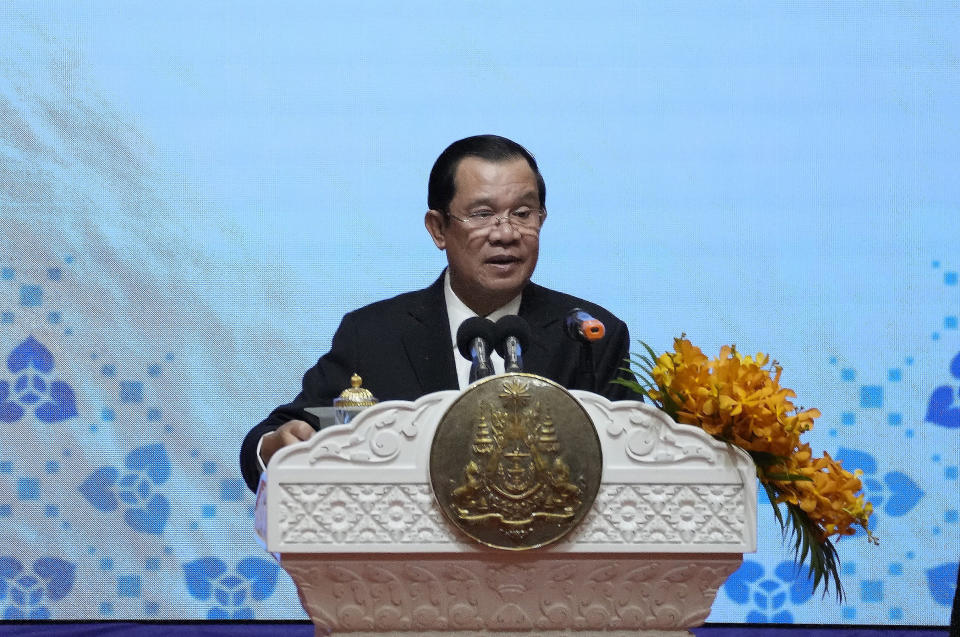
top-left (240, 135), bottom-right (634, 492)
top-left (952, 564), bottom-right (959, 637)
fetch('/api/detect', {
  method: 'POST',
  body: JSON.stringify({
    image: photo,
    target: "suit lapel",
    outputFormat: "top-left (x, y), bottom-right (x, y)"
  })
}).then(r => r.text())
top-left (400, 278), bottom-right (563, 392)
top-left (518, 283), bottom-right (563, 375)
top-left (402, 274), bottom-right (458, 394)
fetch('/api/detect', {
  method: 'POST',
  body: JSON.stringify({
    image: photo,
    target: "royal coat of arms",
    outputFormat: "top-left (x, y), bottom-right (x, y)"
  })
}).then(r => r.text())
top-left (430, 374), bottom-right (602, 550)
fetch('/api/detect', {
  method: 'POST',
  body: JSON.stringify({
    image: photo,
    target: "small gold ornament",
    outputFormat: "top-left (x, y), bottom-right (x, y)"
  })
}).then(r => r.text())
top-left (333, 373), bottom-right (378, 424)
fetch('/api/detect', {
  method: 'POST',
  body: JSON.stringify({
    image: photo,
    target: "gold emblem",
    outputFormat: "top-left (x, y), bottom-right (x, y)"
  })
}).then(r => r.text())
top-left (430, 373), bottom-right (602, 550)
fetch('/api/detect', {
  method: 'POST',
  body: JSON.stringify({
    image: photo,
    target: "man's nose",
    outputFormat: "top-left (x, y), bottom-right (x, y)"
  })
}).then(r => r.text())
top-left (488, 216), bottom-right (522, 242)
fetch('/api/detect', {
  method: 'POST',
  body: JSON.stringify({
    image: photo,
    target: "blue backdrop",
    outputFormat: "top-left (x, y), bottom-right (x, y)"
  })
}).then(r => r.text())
top-left (1, 0), bottom-right (958, 625)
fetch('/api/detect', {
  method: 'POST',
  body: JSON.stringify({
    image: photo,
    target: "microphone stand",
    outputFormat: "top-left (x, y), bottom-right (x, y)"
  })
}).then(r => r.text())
top-left (576, 341), bottom-right (596, 392)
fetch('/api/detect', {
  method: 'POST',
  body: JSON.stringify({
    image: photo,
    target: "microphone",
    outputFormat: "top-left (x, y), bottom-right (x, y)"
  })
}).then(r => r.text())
top-left (493, 315), bottom-right (532, 373)
top-left (456, 317), bottom-right (497, 383)
top-left (565, 308), bottom-right (605, 343)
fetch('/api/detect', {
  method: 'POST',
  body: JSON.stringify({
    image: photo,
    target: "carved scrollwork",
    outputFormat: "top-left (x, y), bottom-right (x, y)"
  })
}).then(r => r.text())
top-left (279, 483), bottom-right (456, 545)
top-left (590, 401), bottom-right (722, 466)
top-left (277, 482), bottom-right (745, 548)
top-left (280, 557), bottom-right (740, 633)
top-left (307, 395), bottom-right (446, 464)
top-left (571, 484), bottom-right (745, 545)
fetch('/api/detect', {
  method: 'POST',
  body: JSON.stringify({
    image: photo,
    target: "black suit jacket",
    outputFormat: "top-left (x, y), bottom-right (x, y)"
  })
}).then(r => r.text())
top-left (240, 273), bottom-right (635, 491)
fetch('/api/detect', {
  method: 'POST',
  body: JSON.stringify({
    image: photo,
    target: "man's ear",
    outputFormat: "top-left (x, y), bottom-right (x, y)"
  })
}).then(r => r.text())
top-left (424, 210), bottom-right (447, 250)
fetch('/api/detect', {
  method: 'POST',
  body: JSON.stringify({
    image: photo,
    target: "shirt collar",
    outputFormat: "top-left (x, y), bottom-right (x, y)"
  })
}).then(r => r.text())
top-left (444, 269), bottom-right (522, 340)
top-left (444, 269), bottom-right (522, 388)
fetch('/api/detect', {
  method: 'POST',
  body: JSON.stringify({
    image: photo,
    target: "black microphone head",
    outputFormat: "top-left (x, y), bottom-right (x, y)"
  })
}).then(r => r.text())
top-left (493, 315), bottom-right (532, 357)
top-left (456, 316), bottom-right (497, 361)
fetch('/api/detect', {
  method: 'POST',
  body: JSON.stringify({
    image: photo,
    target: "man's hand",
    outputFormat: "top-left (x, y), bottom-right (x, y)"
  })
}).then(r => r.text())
top-left (259, 419), bottom-right (315, 468)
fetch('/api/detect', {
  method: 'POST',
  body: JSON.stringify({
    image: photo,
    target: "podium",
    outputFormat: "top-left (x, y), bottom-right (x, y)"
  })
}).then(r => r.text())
top-left (255, 387), bottom-right (756, 636)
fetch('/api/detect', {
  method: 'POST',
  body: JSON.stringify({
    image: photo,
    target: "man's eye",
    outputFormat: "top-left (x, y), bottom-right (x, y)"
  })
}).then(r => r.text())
top-left (469, 210), bottom-right (496, 219)
top-left (511, 209), bottom-right (532, 219)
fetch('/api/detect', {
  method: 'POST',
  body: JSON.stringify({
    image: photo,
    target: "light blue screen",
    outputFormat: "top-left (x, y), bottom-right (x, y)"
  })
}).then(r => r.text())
top-left (1, 0), bottom-right (958, 624)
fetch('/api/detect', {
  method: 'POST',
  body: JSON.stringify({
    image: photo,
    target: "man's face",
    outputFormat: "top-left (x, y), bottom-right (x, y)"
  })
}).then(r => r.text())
top-left (425, 156), bottom-right (546, 316)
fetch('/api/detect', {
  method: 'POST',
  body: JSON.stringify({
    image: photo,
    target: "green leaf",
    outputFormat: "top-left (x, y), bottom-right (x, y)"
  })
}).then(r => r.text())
top-left (749, 451), bottom-right (791, 466)
top-left (619, 366), bottom-right (653, 385)
top-left (621, 378), bottom-right (641, 389)
top-left (764, 473), bottom-right (814, 482)
top-left (639, 340), bottom-right (661, 363)
top-left (781, 503), bottom-right (844, 601)
top-left (611, 377), bottom-right (650, 396)
top-left (627, 354), bottom-right (654, 370)
top-left (760, 480), bottom-right (786, 531)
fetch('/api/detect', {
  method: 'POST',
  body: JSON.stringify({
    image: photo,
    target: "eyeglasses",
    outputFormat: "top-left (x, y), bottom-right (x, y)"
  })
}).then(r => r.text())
top-left (446, 208), bottom-right (545, 232)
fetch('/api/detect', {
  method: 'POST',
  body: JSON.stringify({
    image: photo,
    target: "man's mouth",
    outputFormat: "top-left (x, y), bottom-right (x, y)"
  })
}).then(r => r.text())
top-left (485, 255), bottom-right (521, 265)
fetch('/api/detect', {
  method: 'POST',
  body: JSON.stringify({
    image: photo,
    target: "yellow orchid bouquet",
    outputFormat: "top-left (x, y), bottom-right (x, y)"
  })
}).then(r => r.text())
top-left (616, 336), bottom-right (877, 600)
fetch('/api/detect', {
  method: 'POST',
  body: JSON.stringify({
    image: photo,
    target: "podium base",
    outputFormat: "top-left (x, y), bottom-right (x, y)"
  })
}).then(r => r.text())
top-left (281, 553), bottom-right (740, 636)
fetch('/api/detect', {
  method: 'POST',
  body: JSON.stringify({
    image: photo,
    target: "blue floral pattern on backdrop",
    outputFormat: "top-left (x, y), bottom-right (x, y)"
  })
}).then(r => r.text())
top-left (724, 561), bottom-right (814, 623)
top-left (0, 558), bottom-right (76, 620)
top-left (0, 336), bottom-right (77, 424)
top-left (926, 352), bottom-right (960, 429)
top-left (78, 444), bottom-right (172, 535)
top-left (183, 558), bottom-right (280, 619)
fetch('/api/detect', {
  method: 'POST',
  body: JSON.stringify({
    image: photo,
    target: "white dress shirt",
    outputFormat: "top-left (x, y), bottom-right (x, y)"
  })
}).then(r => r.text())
top-left (443, 269), bottom-right (522, 389)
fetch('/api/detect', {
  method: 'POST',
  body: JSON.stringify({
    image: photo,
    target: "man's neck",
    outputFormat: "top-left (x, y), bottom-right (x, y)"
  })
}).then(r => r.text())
top-left (448, 278), bottom-right (522, 317)
top-left (460, 297), bottom-right (504, 318)
top-left (444, 271), bottom-right (522, 317)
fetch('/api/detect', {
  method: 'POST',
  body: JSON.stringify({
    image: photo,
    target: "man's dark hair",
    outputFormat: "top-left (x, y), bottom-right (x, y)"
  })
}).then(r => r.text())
top-left (428, 134), bottom-right (546, 214)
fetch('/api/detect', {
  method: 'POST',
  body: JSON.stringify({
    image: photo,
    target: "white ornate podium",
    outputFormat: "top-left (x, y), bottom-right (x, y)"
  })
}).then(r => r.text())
top-left (255, 390), bottom-right (756, 636)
